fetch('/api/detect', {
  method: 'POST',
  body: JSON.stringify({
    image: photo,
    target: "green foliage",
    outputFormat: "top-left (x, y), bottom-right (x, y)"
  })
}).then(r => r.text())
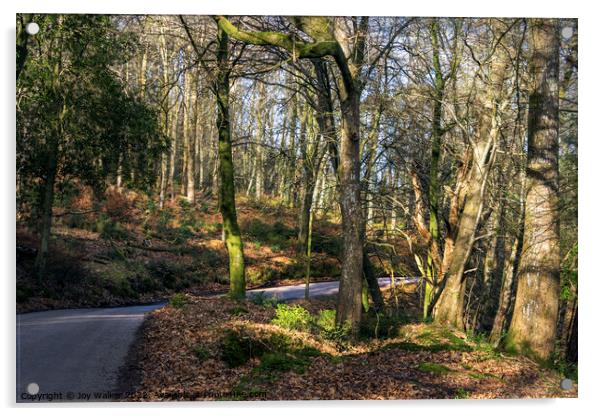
top-left (157, 209), bottom-right (173, 233)
top-left (95, 214), bottom-right (129, 240)
top-left (220, 327), bottom-right (322, 372)
top-left (192, 344), bottom-right (211, 362)
top-left (169, 293), bottom-right (187, 309)
top-left (271, 304), bottom-right (313, 331)
top-left (244, 219), bottom-right (293, 250)
top-left (383, 341), bottom-right (472, 353)
top-left (560, 244), bottom-right (578, 302)
top-left (551, 344), bottom-right (578, 381)
top-left (249, 291), bottom-right (280, 307)
top-left (146, 260), bottom-right (188, 290)
top-left (314, 309), bottom-right (351, 345)
top-left (454, 388), bottom-right (470, 399)
top-left (255, 352), bottom-right (309, 374)
top-left (220, 329), bottom-right (266, 368)
top-left (417, 362), bottom-right (452, 375)
top-left (16, 15), bottom-right (165, 219)
top-left (246, 268), bottom-right (279, 285)
top-left (359, 311), bottom-right (406, 339)
top-left (311, 234), bottom-right (342, 256)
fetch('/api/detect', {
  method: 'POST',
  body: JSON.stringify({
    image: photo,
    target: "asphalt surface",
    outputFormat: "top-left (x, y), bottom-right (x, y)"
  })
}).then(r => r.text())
top-left (246, 277), bottom-right (420, 300)
top-left (16, 277), bottom-right (420, 402)
top-left (16, 302), bottom-right (166, 402)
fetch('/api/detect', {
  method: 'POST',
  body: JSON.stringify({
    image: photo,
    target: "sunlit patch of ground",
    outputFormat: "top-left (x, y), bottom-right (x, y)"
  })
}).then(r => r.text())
top-left (128, 289), bottom-right (576, 401)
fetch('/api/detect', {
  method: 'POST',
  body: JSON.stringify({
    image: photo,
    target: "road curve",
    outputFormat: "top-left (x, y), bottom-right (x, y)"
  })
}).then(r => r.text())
top-left (16, 302), bottom-right (166, 402)
top-left (246, 277), bottom-right (420, 300)
top-left (16, 277), bottom-right (419, 402)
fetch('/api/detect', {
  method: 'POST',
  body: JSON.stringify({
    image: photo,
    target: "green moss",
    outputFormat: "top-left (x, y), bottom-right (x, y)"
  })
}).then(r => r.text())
top-left (382, 341), bottom-right (472, 353)
top-left (255, 351), bottom-right (309, 374)
top-left (417, 362), bottom-right (453, 375)
top-left (468, 372), bottom-right (498, 380)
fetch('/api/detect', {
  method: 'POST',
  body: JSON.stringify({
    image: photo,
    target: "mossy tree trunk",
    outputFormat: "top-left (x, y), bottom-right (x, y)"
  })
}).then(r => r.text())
top-left (505, 19), bottom-right (560, 361)
top-left (214, 16), bottom-right (366, 331)
top-left (214, 23), bottom-right (246, 299)
top-left (424, 19), bottom-right (445, 319)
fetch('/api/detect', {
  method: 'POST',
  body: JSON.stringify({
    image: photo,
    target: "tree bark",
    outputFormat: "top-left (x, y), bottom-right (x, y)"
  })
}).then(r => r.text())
top-left (214, 22), bottom-right (246, 299)
top-left (335, 91), bottom-right (364, 330)
top-left (34, 25), bottom-right (64, 280)
top-left (434, 19), bottom-right (511, 328)
top-left (215, 15), bottom-right (365, 331)
top-left (506, 19), bottom-right (561, 361)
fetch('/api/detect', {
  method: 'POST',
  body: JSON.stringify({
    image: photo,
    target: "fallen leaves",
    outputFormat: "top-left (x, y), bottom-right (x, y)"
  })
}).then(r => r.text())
top-left (125, 294), bottom-right (577, 401)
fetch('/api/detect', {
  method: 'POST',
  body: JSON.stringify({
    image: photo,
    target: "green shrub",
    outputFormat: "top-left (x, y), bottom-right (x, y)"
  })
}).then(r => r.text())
top-left (312, 234), bottom-right (342, 256)
top-left (272, 221), bottom-right (294, 237)
top-left (246, 219), bottom-right (271, 238)
top-left (454, 388), bottom-right (470, 399)
top-left (157, 209), bottom-right (173, 232)
top-left (147, 260), bottom-right (186, 290)
top-left (359, 312), bottom-right (405, 339)
top-left (135, 274), bottom-right (160, 292)
top-left (249, 291), bottom-right (280, 307)
top-left (64, 213), bottom-right (86, 229)
top-left (170, 293), bottom-right (187, 309)
top-left (314, 309), bottom-right (351, 345)
top-left (221, 329), bottom-right (266, 367)
top-left (256, 352), bottom-right (308, 374)
top-left (192, 344), bottom-right (211, 362)
top-left (112, 277), bottom-right (136, 298)
top-left (95, 213), bottom-right (129, 240)
top-left (272, 304), bottom-right (312, 331)
top-left (206, 221), bottom-right (222, 234)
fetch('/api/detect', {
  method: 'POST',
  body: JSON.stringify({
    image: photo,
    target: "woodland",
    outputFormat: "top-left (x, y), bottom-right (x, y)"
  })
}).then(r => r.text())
top-left (16, 15), bottom-right (577, 399)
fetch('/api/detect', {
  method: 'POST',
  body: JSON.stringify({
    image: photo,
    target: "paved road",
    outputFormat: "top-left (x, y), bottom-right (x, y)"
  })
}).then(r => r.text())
top-left (16, 277), bottom-right (419, 402)
top-left (247, 277), bottom-right (420, 300)
top-left (16, 302), bottom-right (166, 402)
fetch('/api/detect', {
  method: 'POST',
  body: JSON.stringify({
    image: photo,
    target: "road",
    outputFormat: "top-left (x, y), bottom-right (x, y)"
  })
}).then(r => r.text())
top-left (16, 277), bottom-right (419, 402)
top-left (246, 276), bottom-right (420, 300)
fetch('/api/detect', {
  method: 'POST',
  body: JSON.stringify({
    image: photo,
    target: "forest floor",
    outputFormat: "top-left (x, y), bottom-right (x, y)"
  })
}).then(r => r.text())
top-left (124, 286), bottom-right (577, 401)
top-left (17, 187), bottom-right (376, 313)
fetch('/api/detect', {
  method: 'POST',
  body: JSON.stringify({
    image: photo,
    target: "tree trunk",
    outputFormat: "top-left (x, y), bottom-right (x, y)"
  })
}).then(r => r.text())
top-left (187, 70), bottom-right (198, 203)
top-left (34, 37), bottom-right (64, 280)
top-left (434, 20), bottom-right (510, 328)
top-left (335, 92), bottom-right (364, 331)
top-left (506, 19), bottom-right (560, 361)
top-left (566, 306), bottom-right (577, 363)
top-left (424, 19), bottom-right (445, 319)
top-left (34, 134), bottom-right (59, 280)
top-left (214, 23), bottom-right (246, 299)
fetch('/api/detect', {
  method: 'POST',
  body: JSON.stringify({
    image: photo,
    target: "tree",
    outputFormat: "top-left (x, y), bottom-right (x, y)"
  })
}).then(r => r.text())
top-left (214, 20), bottom-right (246, 299)
top-left (16, 15), bottom-right (163, 279)
top-left (505, 19), bottom-right (561, 361)
top-left (433, 19), bottom-right (516, 328)
top-left (214, 16), bottom-right (366, 329)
